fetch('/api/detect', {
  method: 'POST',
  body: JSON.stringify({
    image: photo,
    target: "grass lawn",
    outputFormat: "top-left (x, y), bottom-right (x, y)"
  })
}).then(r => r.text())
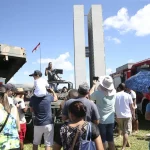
top-left (24, 118), bottom-right (150, 150)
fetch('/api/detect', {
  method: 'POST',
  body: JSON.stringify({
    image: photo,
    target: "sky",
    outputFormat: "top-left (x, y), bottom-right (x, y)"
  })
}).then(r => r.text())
top-left (0, 0), bottom-right (150, 86)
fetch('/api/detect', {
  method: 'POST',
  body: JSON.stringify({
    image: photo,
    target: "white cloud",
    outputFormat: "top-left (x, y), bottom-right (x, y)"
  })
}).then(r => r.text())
top-left (127, 59), bottom-right (135, 63)
top-left (106, 36), bottom-right (121, 44)
top-left (67, 74), bottom-right (74, 83)
top-left (8, 77), bottom-right (17, 84)
top-left (67, 74), bottom-right (75, 88)
top-left (32, 62), bottom-right (37, 64)
top-left (23, 71), bottom-right (30, 75)
top-left (106, 68), bottom-right (113, 75)
top-left (37, 52), bottom-right (73, 71)
top-left (104, 4), bottom-right (150, 36)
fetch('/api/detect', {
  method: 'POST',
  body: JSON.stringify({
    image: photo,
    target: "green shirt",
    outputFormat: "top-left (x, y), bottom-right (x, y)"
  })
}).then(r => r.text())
top-left (90, 91), bottom-right (116, 124)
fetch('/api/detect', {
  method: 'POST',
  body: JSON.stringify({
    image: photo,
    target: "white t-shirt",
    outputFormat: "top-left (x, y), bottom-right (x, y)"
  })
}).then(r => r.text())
top-left (115, 91), bottom-right (133, 118)
top-left (14, 98), bottom-right (26, 124)
top-left (34, 78), bottom-right (49, 97)
top-left (8, 96), bottom-right (14, 105)
top-left (129, 90), bottom-right (137, 109)
top-left (8, 97), bottom-right (18, 120)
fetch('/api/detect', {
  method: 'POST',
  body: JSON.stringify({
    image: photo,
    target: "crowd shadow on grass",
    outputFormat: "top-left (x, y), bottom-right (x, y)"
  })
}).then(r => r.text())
top-left (134, 136), bottom-right (150, 143)
top-left (138, 114), bottom-right (150, 130)
top-left (24, 140), bottom-right (32, 144)
top-left (115, 145), bottom-right (122, 149)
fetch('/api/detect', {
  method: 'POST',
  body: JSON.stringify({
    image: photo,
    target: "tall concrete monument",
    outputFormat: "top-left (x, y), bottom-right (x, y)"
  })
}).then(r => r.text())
top-left (74, 5), bottom-right (106, 88)
top-left (88, 5), bottom-right (106, 86)
top-left (73, 5), bottom-right (86, 88)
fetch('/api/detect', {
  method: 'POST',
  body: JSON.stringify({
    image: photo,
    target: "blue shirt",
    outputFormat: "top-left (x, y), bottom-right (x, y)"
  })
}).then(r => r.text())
top-left (29, 95), bottom-right (54, 126)
top-left (146, 103), bottom-right (150, 112)
top-left (62, 98), bottom-right (100, 122)
top-left (90, 91), bottom-right (116, 124)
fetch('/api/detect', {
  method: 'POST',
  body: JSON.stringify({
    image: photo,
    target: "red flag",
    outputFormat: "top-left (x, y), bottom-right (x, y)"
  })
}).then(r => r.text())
top-left (32, 42), bottom-right (40, 53)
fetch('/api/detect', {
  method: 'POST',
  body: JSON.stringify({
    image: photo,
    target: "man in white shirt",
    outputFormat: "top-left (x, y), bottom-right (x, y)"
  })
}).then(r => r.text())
top-left (126, 88), bottom-right (138, 133)
top-left (29, 70), bottom-right (49, 97)
top-left (115, 83), bottom-right (135, 150)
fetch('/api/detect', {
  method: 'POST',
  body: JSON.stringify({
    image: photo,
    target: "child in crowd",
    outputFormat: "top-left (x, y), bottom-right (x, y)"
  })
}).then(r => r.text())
top-left (29, 70), bottom-right (49, 97)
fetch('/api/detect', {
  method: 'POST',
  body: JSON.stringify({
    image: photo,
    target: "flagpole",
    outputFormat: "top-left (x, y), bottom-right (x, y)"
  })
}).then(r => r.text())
top-left (39, 43), bottom-right (41, 71)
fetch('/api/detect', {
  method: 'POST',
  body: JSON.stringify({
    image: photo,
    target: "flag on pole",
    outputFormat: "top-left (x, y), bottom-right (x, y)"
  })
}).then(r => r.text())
top-left (32, 42), bottom-right (40, 53)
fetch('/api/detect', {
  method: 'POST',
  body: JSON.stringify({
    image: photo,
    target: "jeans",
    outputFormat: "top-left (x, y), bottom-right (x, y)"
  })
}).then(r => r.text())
top-left (98, 123), bottom-right (114, 143)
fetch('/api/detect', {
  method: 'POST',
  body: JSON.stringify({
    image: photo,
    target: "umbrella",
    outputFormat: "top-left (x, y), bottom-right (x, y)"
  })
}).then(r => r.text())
top-left (125, 71), bottom-right (150, 93)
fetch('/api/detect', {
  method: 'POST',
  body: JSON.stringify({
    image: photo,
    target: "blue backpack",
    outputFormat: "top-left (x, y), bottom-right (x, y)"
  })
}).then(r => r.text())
top-left (79, 122), bottom-right (96, 150)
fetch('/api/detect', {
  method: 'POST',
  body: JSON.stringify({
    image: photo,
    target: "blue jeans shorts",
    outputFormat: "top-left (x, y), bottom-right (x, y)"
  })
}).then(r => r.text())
top-left (98, 123), bottom-right (114, 143)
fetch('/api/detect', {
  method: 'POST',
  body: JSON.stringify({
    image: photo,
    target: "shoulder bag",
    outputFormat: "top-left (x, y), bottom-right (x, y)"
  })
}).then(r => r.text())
top-left (0, 113), bottom-right (10, 133)
top-left (80, 122), bottom-right (96, 150)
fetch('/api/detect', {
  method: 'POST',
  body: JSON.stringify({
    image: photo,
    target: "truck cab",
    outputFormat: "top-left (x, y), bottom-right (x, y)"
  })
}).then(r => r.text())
top-left (111, 59), bottom-right (150, 115)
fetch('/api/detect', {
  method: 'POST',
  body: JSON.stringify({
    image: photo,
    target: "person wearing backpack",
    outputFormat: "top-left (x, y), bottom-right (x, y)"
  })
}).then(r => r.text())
top-left (53, 101), bottom-right (104, 150)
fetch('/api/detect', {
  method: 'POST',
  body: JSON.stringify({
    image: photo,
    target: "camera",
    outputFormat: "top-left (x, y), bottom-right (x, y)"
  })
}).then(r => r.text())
top-left (54, 69), bottom-right (63, 74)
top-left (93, 76), bottom-right (99, 81)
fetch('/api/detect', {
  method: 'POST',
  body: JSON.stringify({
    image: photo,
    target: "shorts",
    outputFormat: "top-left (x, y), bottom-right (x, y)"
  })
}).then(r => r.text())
top-left (19, 123), bottom-right (26, 142)
top-left (98, 123), bottom-right (114, 143)
top-left (33, 124), bottom-right (54, 146)
top-left (118, 118), bottom-right (132, 134)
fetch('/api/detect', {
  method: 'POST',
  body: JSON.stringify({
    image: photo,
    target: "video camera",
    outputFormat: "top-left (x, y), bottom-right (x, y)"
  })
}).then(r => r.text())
top-left (54, 69), bottom-right (63, 74)
top-left (93, 76), bottom-right (99, 81)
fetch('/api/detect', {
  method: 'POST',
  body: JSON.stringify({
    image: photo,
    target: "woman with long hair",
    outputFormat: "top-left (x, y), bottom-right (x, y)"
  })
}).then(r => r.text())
top-left (54, 101), bottom-right (104, 150)
top-left (0, 85), bottom-right (20, 150)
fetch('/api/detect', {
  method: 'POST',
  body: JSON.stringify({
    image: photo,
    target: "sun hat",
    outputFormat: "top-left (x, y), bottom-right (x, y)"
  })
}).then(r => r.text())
top-left (98, 76), bottom-right (116, 96)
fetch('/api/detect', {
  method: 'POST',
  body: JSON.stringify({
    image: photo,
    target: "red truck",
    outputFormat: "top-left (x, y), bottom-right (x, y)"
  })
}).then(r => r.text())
top-left (111, 58), bottom-right (150, 115)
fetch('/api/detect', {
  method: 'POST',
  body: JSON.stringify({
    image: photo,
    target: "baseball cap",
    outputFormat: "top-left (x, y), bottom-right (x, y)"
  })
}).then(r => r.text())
top-left (5, 83), bottom-right (16, 91)
top-left (78, 82), bottom-right (90, 95)
top-left (29, 70), bottom-right (42, 77)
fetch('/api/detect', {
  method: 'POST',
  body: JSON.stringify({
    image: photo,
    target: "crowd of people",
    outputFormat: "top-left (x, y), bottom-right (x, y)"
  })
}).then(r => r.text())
top-left (0, 67), bottom-right (147, 150)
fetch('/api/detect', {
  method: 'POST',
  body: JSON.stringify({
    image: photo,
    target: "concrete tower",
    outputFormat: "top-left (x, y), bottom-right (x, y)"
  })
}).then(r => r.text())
top-left (73, 5), bottom-right (86, 89)
top-left (73, 5), bottom-right (106, 88)
top-left (88, 5), bottom-right (106, 86)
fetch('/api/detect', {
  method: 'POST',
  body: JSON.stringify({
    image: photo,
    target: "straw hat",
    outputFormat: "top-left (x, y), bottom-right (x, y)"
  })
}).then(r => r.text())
top-left (15, 88), bottom-right (24, 93)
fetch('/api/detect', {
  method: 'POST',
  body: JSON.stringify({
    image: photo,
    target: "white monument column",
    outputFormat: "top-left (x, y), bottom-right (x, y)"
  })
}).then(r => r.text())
top-left (73, 5), bottom-right (86, 88)
top-left (88, 5), bottom-right (106, 86)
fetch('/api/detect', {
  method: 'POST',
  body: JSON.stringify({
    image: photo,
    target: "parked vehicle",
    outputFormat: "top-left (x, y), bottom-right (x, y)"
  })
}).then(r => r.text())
top-left (0, 44), bottom-right (26, 83)
top-left (111, 58), bottom-right (150, 115)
